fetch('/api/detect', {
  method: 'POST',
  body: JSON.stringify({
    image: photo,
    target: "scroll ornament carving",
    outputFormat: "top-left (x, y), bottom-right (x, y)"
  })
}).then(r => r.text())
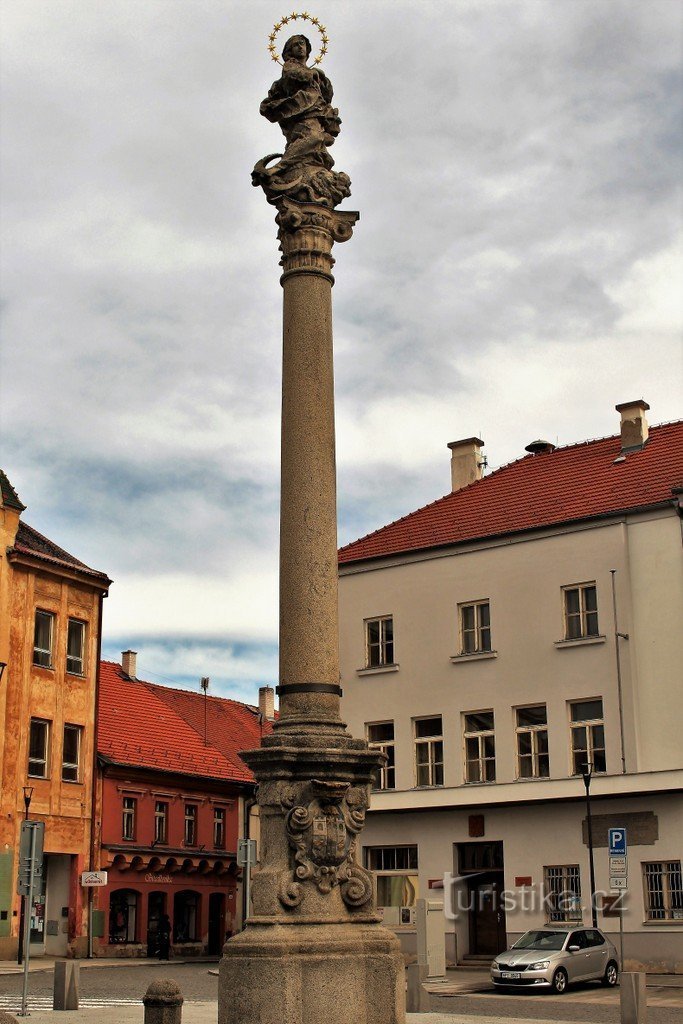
top-left (252, 34), bottom-right (352, 209)
top-left (278, 780), bottom-right (374, 909)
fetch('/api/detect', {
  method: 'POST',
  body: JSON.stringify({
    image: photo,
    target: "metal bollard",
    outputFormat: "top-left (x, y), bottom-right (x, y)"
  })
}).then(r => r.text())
top-left (53, 960), bottom-right (79, 1011)
top-left (143, 979), bottom-right (184, 1024)
top-left (620, 972), bottom-right (647, 1024)
top-left (405, 963), bottom-right (430, 1013)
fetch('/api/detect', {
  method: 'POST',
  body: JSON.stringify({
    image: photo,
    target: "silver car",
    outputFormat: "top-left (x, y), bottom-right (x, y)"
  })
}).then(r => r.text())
top-left (491, 926), bottom-right (619, 993)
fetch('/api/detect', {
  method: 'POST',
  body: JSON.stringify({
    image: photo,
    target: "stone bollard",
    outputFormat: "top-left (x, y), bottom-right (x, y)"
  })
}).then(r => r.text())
top-left (143, 980), bottom-right (184, 1024)
top-left (620, 972), bottom-right (647, 1024)
top-left (53, 960), bottom-right (79, 1011)
top-left (405, 963), bottom-right (430, 1013)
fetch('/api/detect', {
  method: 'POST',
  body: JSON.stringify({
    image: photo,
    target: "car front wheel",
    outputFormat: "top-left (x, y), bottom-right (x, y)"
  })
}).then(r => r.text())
top-left (602, 961), bottom-right (619, 987)
top-left (552, 967), bottom-right (568, 994)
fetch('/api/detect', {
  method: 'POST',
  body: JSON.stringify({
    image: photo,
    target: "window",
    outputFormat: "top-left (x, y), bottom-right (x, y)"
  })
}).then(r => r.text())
top-left (459, 600), bottom-right (491, 654)
top-left (367, 722), bottom-right (396, 790)
top-left (643, 862), bottom-right (683, 921)
top-left (570, 699), bottom-right (606, 774)
top-left (365, 846), bottom-right (418, 913)
top-left (28, 719), bottom-right (50, 778)
top-left (61, 724), bottom-right (82, 782)
top-left (365, 616), bottom-right (394, 668)
top-left (174, 890), bottom-right (200, 942)
top-left (563, 583), bottom-right (599, 640)
top-left (184, 804), bottom-right (197, 846)
top-left (544, 865), bottom-right (582, 922)
top-left (516, 706), bottom-right (549, 779)
top-left (213, 808), bottom-right (225, 850)
top-left (154, 802), bottom-right (168, 845)
top-left (464, 711), bottom-right (495, 783)
top-left (414, 717), bottom-right (443, 787)
top-left (109, 889), bottom-right (139, 944)
top-left (122, 797), bottom-right (137, 840)
top-left (33, 610), bottom-right (54, 668)
top-left (66, 619), bottom-right (86, 675)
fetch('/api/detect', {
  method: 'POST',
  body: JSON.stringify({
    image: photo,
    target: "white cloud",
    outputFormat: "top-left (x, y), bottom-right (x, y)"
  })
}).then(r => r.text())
top-left (2, 0), bottom-right (681, 687)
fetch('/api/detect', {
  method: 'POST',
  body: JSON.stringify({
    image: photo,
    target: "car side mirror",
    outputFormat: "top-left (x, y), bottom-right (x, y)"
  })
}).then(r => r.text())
top-left (568, 945), bottom-right (580, 952)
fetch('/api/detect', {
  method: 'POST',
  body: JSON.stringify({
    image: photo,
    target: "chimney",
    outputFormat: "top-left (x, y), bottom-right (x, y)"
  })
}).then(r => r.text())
top-left (525, 439), bottom-right (556, 455)
top-left (447, 437), bottom-right (485, 492)
top-left (258, 685), bottom-right (276, 722)
top-left (121, 650), bottom-right (137, 680)
top-left (616, 399), bottom-right (650, 451)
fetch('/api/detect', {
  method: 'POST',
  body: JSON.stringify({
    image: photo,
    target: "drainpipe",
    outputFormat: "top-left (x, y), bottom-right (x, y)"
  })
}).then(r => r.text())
top-left (87, 590), bottom-right (106, 957)
top-left (610, 570), bottom-right (628, 775)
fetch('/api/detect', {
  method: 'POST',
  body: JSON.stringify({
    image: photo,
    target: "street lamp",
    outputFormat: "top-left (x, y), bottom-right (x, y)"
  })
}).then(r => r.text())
top-left (17, 787), bottom-right (34, 965)
top-left (581, 762), bottom-right (598, 928)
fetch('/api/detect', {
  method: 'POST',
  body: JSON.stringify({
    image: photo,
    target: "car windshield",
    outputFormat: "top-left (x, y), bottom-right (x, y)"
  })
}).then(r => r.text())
top-left (512, 930), bottom-right (568, 951)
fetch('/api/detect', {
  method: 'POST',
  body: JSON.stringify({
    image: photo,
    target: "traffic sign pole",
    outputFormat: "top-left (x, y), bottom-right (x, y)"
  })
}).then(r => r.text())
top-left (18, 824), bottom-right (37, 1017)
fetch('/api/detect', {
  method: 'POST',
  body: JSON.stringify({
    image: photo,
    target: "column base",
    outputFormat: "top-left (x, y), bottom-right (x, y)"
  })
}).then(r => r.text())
top-left (218, 921), bottom-right (406, 1024)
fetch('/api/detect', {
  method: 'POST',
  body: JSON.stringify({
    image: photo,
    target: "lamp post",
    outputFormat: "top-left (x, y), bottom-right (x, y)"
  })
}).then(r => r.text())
top-left (17, 786), bottom-right (34, 964)
top-left (581, 763), bottom-right (598, 928)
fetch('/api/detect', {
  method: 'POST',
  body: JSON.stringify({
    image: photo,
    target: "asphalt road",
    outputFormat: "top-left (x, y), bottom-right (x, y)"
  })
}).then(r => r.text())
top-left (0, 962), bottom-right (682, 1023)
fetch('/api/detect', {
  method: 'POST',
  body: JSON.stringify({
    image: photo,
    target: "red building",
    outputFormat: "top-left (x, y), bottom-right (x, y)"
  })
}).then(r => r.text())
top-left (94, 653), bottom-right (273, 957)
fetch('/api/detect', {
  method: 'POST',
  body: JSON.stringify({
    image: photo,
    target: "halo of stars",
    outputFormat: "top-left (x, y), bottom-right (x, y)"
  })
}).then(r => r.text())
top-left (267, 12), bottom-right (329, 66)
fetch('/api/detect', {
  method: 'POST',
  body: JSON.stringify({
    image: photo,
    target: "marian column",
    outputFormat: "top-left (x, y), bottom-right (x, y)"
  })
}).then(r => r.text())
top-left (219, 19), bottom-right (405, 1024)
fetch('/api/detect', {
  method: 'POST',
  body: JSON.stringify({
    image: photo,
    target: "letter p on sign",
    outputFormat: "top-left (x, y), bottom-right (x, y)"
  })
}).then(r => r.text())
top-left (608, 828), bottom-right (627, 856)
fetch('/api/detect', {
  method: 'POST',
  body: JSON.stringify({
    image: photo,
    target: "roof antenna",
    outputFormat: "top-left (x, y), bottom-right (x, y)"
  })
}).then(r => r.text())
top-left (200, 677), bottom-right (210, 745)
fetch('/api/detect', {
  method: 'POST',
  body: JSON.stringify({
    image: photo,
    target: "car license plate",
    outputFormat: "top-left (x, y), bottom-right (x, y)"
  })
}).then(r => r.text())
top-left (502, 971), bottom-right (521, 979)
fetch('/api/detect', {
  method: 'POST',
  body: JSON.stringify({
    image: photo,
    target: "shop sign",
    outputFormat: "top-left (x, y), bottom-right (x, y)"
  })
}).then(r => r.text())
top-left (144, 873), bottom-right (173, 884)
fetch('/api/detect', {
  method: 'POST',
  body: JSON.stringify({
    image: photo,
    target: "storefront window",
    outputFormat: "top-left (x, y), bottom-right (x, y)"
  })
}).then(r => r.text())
top-left (173, 890), bottom-right (200, 943)
top-left (109, 889), bottom-right (139, 944)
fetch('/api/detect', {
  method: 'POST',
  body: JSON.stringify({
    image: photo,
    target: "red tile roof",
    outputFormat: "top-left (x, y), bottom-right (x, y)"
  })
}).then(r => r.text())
top-left (98, 661), bottom-right (273, 784)
top-left (339, 420), bottom-right (683, 565)
top-left (11, 521), bottom-right (111, 585)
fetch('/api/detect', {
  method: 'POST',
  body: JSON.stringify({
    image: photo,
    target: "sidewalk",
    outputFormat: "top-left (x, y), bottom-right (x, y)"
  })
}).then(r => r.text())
top-left (0, 1010), bottom-right (600, 1024)
top-left (0, 957), bottom-right (219, 976)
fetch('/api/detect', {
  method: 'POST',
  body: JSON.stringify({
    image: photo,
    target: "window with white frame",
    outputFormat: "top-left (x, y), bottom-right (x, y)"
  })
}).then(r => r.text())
top-left (365, 846), bottom-right (418, 912)
top-left (61, 724), bottom-right (82, 782)
top-left (569, 699), bottom-right (606, 775)
top-left (213, 807), bottom-right (226, 850)
top-left (33, 610), bottom-right (54, 668)
top-left (563, 583), bottom-right (599, 640)
top-left (459, 600), bottom-right (491, 654)
top-left (464, 711), bottom-right (496, 783)
top-left (643, 861), bottom-right (683, 921)
top-left (366, 722), bottom-right (396, 790)
top-left (122, 796), bottom-right (137, 840)
top-left (66, 619), bottom-right (86, 675)
top-left (365, 616), bottom-right (394, 668)
top-left (28, 718), bottom-right (50, 778)
top-left (516, 706), bottom-right (549, 779)
top-left (154, 801), bottom-right (168, 844)
top-left (184, 804), bottom-right (197, 846)
top-left (544, 864), bottom-right (582, 921)
top-left (414, 717), bottom-right (443, 787)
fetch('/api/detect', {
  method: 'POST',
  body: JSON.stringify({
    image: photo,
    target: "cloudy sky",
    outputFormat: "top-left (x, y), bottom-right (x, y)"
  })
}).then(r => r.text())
top-left (2, 0), bottom-right (681, 702)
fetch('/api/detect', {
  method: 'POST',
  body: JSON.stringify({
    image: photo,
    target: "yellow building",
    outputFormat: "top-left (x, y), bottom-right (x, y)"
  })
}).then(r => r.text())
top-left (0, 471), bottom-right (111, 958)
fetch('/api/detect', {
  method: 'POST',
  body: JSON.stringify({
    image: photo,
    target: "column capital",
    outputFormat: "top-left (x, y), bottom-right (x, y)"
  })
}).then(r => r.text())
top-left (275, 200), bottom-right (360, 284)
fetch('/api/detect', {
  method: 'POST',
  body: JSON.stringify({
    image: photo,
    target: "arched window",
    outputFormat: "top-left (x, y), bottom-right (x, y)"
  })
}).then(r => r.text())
top-left (109, 889), bottom-right (139, 944)
top-left (173, 890), bottom-right (200, 943)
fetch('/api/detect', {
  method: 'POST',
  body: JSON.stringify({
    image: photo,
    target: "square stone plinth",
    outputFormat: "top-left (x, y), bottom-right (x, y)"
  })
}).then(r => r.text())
top-left (219, 921), bottom-right (405, 1024)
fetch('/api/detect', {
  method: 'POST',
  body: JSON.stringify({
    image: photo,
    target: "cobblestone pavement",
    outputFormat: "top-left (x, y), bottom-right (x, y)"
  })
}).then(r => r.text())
top-left (0, 962), bottom-right (681, 1023)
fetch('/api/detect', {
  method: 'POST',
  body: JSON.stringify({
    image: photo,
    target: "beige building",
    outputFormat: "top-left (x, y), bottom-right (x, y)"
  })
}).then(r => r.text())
top-left (338, 402), bottom-right (683, 973)
top-left (0, 471), bottom-right (111, 958)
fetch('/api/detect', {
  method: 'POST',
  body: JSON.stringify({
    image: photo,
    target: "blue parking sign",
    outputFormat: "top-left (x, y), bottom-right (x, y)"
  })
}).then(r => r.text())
top-left (608, 827), bottom-right (627, 856)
